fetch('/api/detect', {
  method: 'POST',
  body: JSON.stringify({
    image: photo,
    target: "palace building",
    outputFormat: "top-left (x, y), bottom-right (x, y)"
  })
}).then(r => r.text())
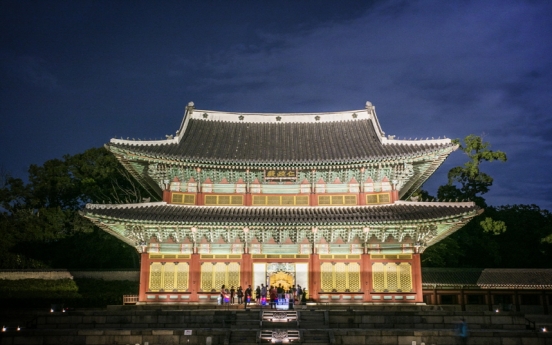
top-left (82, 101), bottom-right (481, 304)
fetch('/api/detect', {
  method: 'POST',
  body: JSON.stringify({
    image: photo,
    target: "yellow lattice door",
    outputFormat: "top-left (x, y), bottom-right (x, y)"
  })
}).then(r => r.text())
top-left (372, 263), bottom-right (385, 292)
top-left (320, 263), bottom-right (334, 292)
top-left (176, 263), bottom-right (189, 291)
top-left (227, 262), bottom-right (240, 288)
top-left (372, 262), bottom-right (412, 292)
top-left (200, 263), bottom-right (214, 292)
top-left (386, 264), bottom-right (398, 291)
top-left (163, 263), bottom-right (176, 291)
top-left (335, 263), bottom-right (347, 291)
top-left (201, 262), bottom-right (241, 292)
top-left (348, 263), bottom-right (361, 292)
top-left (149, 263), bottom-right (163, 291)
top-left (398, 262), bottom-right (412, 291)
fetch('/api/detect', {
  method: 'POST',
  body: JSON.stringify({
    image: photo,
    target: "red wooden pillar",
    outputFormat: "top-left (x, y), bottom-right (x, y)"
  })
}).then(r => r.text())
top-left (241, 253), bottom-right (252, 287)
top-left (362, 253), bottom-right (372, 302)
top-left (162, 190), bottom-right (171, 203)
top-left (190, 253), bottom-right (201, 302)
top-left (309, 254), bottom-right (320, 300)
top-left (139, 252), bottom-right (150, 302)
top-left (412, 253), bottom-right (423, 303)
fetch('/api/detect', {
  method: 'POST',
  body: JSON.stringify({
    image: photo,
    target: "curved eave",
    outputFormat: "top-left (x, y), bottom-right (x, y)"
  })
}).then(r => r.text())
top-left (81, 201), bottom-right (480, 228)
top-left (79, 210), bottom-right (141, 252)
top-left (425, 207), bottom-right (483, 248)
top-left (107, 142), bottom-right (456, 171)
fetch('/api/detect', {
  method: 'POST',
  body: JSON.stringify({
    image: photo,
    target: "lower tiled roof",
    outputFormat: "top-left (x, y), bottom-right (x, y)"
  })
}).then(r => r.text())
top-left (422, 268), bottom-right (552, 288)
top-left (422, 268), bottom-right (484, 286)
top-left (478, 269), bottom-right (552, 288)
top-left (82, 201), bottom-right (478, 225)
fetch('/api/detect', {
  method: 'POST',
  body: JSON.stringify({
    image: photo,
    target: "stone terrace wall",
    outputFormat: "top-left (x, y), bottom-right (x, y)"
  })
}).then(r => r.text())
top-left (0, 270), bottom-right (139, 281)
top-left (0, 270), bottom-right (72, 280)
top-left (70, 270), bottom-right (139, 281)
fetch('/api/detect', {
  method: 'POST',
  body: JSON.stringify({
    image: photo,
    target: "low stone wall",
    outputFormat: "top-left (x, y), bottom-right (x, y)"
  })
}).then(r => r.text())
top-left (0, 270), bottom-right (139, 281)
top-left (70, 270), bottom-right (139, 281)
top-left (0, 270), bottom-right (72, 280)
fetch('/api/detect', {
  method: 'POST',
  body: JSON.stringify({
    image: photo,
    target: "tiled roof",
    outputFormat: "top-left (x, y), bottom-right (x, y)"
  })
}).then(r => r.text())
top-left (478, 269), bottom-right (552, 288)
top-left (82, 201), bottom-right (479, 226)
top-left (422, 268), bottom-right (484, 286)
top-left (108, 117), bottom-right (454, 166)
top-left (422, 268), bottom-right (552, 288)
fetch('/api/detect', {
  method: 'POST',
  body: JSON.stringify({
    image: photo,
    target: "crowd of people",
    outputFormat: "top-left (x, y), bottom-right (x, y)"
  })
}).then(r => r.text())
top-left (218, 283), bottom-right (307, 308)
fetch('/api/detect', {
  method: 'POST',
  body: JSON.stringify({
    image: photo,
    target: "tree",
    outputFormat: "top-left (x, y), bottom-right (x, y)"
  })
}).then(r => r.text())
top-left (438, 134), bottom-right (507, 207)
top-left (423, 134), bottom-right (509, 267)
top-left (0, 147), bottom-right (150, 269)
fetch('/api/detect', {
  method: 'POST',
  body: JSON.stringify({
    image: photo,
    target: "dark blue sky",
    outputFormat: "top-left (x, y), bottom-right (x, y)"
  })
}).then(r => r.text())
top-left (1, 0), bottom-right (551, 210)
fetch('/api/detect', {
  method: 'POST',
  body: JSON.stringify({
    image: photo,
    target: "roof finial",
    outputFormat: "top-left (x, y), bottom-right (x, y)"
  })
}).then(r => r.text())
top-left (365, 101), bottom-right (373, 108)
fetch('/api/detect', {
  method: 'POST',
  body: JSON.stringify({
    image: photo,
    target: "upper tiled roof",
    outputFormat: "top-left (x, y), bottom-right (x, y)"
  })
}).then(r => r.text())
top-left (82, 200), bottom-right (479, 226)
top-left (107, 105), bottom-right (455, 167)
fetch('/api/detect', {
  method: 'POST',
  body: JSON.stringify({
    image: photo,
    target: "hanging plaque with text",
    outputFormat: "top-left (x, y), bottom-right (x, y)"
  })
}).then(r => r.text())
top-left (264, 169), bottom-right (297, 181)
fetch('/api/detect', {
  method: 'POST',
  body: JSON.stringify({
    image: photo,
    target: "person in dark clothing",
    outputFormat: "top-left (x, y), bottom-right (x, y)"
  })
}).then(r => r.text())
top-left (230, 286), bottom-right (236, 304)
top-left (244, 285), bottom-right (252, 309)
top-left (237, 286), bottom-right (243, 304)
top-left (255, 285), bottom-right (261, 304)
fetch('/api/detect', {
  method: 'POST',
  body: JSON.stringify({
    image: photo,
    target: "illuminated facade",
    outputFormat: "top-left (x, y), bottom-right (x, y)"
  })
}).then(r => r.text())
top-left (82, 102), bottom-right (481, 304)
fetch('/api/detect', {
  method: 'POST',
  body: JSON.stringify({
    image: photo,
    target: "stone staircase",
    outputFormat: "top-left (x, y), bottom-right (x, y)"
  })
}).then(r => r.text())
top-left (0, 305), bottom-right (550, 344)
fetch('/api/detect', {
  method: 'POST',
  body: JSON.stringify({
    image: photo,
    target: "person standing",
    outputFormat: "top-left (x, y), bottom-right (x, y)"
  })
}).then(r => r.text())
top-left (230, 286), bottom-right (236, 304)
top-left (269, 285), bottom-right (278, 309)
top-left (237, 286), bottom-right (243, 304)
top-left (255, 285), bottom-right (261, 304)
top-left (261, 284), bottom-right (267, 305)
top-left (244, 285), bottom-right (252, 309)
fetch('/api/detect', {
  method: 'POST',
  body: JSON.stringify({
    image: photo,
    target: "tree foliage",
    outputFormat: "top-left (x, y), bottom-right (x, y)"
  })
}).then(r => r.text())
top-left (438, 134), bottom-right (507, 207)
top-left (422, 135), bottom-right (552, 267)
top-left (0, 147), bottom-right (150, 269)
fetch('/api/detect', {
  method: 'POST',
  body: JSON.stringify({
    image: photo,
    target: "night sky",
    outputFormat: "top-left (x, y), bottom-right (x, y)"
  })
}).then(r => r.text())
top-left (1, 1), bottom-right (551, 211)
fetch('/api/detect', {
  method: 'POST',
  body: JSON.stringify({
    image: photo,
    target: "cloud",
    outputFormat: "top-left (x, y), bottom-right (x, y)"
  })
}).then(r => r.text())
top-left (1, 52), bottom-right (60, 91)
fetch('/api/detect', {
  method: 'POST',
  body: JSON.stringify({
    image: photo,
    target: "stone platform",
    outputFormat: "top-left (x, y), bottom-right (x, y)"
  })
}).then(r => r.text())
top-left (0, 304), bottom-right (550, 344)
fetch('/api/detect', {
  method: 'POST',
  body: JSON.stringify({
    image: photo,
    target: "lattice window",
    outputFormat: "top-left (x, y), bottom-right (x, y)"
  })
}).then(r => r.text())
top-left (386, 264), bottom-right (398, 291)
top-left (214, 263), bottom-right (226, 289)
top-left (149, 263), bottom-right (163, 291)
top-left (176, 263), bottom-right (189, 290)
top-left (227, 262), bottom-right (240, 289)
top-left (320, 262), bottom-right (361, 292)
top-left (399, 263), bottom-right (412, 291)
top-left (171, 193), bottom-right (196, 205)
top-left (164, 263), bottom-right (176, 290)
top-left (296, 196), bottom-right (309, 205)
top-left (372, 262), bottom-right (412, 292)
top-left (366, 193), bottom-right (391, 204)
top-left (200, 263), bottom-right (213, 292)
top-left (335, 263), bottom-right (347, 291)
top-left (372, 263), bottom-right (385, 292)
top-left (204, 195), bottom-right (243, 205)
top-left (321, 263), bottom-right (334, 291)
top-left (149, 262), bottom-right (189, 292)
top-left (348, 263), bottom-right (361, 292)
top-left (200, 262), bottom-right (241, 292)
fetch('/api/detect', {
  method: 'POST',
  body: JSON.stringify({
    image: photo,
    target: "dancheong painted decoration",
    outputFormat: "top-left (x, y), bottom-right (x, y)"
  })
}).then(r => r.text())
top-left (81, 101), bottom-right (481, 304)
